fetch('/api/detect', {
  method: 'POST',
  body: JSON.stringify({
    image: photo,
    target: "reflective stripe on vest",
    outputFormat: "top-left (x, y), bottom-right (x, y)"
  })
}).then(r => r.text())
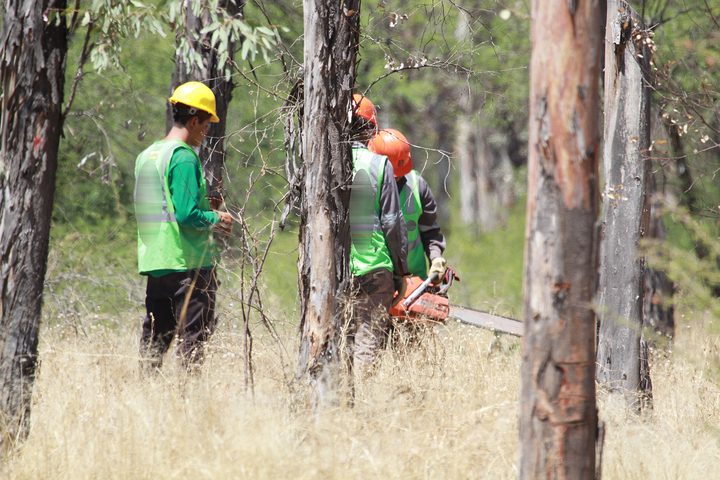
top-left (401, 170), bottom-right (427, 278)
top-left (134, 145), bottom-right (178, 228)
top-left (134, 140), bottom-right (215, 274)
top-left (350, 148), bottom-right (394, 276)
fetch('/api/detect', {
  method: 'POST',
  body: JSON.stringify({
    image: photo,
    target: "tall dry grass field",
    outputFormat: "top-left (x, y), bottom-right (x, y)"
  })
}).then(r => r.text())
top-left (1, 311), bottom-right (719, 479)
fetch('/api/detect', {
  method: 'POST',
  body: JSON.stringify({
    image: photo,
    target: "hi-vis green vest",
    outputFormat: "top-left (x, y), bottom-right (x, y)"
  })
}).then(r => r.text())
top-left (134, 140), bottom-right (215, 274)
top-left (400, 170), bottom-right (427, 278)
top-left (350, 148), bottom-right (394, 276)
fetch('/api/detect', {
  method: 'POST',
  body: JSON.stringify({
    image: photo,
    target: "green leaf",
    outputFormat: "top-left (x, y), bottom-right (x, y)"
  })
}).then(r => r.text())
top-left (219, 35), bottom-right (228, 56)
top-left (200, 21), bottom-right (221, 35)
top-left (168, 1), bottom-right (179, 24)
top-left (219, 51), bottom-right (228, 71)
top-left (237, 21), bottom-right (252, 37)
top-left (241, 39), bottom-right (251, 60)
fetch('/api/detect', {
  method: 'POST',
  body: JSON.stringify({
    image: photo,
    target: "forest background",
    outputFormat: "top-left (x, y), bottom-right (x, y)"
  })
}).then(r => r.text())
top-left (3, 0), bottom-right (720, 478)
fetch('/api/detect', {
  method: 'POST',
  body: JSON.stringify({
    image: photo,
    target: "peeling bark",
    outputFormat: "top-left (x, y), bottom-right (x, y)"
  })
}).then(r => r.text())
top-left (596, 0), bottom-right (653, 411)
top-left (0, 0), bottom-right (68, 451)
top-left (296, 0), bottom-right (360, 408)
top-left (519, 0), bottom-right (602, 477)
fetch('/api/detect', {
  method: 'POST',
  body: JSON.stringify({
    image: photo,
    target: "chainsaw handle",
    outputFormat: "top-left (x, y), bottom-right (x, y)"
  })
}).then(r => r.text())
top-left (402, 272), bottom-right (440, 308)
top-left (437, 271), bottom-right (453, 295)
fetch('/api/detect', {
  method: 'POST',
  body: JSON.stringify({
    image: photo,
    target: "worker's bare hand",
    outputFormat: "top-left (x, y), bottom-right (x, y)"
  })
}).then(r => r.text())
top-left (209, 196), bottom-right (223, 210)
top-left (213, 211), bottom-right (233, 235)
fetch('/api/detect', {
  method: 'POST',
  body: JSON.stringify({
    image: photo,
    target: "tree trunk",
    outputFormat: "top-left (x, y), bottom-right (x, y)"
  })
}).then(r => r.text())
top-left (166, 0), bottom-right (239, 202)
top-left (457, 117), bottom-right (479, 226)
top-left (0, 0), bottom-right (68, 450)
top-left (596, 0), bottom-right (653, 411)
top-left (295, 0), bottom-right (360, 408)
top-left (431, 97), bottom-right (452, 226)
top-left (644, 174), bottom-right (674, 340)
top-left (518, 0), bottom-right (602, 477)
top-left (457, 115), bottom-right (513, 233)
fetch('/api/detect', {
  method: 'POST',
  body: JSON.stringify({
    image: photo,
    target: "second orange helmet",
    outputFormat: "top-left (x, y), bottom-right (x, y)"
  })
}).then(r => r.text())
top-left (368, 128), bottom-right (412, 179)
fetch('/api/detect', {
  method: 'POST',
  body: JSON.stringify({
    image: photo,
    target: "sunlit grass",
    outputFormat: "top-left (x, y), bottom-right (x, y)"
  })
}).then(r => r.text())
top-left (32, 193), bottom-right (720, 479)
top-left (3, 306), bottom-right (719, 479)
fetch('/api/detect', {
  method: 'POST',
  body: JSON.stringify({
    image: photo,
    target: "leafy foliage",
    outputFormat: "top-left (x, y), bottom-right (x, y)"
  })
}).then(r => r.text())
top-left (170, 0), bottom-right (284, 82)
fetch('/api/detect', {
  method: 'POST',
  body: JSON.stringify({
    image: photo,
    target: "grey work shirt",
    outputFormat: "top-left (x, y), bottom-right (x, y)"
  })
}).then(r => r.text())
top-left (352, 142), bottom-right (409, 277)
top-left (397, 172), bottom-right (446, 261)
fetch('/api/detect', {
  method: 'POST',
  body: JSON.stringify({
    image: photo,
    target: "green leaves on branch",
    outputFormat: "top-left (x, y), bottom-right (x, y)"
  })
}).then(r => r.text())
top-left (174, 1), bottom-right (283, 82)
top-left (48, 0), bottom-right (166, 72)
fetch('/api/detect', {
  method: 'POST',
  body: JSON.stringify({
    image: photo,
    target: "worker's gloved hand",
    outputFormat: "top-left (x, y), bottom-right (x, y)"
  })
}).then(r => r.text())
top-left (213, 211), bottom-right (233, 236)
top-left (428, 257), bottom-right (447, 282)
top-left (391, 276), bottom-right (407, 307)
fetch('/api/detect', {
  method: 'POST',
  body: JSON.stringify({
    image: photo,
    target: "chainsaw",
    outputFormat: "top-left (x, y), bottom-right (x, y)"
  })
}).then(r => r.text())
top-left (389, 271), bottom-right (524, 337)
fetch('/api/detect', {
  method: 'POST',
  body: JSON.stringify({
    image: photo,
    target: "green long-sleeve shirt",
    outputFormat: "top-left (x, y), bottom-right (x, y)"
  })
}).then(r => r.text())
top-left (146, 147), bottom-right (219, 277)
top-left (168, 148), bottom-right (219, 230)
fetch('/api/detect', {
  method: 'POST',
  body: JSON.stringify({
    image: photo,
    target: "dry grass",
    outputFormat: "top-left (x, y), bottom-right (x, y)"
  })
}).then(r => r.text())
top-left (1, 312), bottom-right (719, 479)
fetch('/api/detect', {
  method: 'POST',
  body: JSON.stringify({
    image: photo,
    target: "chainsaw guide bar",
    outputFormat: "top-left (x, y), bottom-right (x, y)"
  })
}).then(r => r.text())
top-left (390, 275), bottom-right (524, 337)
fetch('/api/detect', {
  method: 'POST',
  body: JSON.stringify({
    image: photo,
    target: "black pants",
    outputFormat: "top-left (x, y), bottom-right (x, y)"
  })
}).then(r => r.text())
top-left (140, 269), bottom-right (218, 370)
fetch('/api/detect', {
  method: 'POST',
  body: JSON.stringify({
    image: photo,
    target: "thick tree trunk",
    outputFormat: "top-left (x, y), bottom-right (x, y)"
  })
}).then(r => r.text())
top-left (518, 0), bottom-right (601, 477)
top-left (0, 0), bottom-right (68, 450)
top-left (166, 0), bottom-right (239, 201)
top-left (596, 0), bottom-right (653, 411)
top-left (295, 0), bottom-right (360, 407)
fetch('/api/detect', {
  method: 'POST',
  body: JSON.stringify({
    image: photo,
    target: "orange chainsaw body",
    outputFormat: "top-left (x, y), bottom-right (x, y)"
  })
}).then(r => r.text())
top-left (389, 276), bottom-right (449, 325)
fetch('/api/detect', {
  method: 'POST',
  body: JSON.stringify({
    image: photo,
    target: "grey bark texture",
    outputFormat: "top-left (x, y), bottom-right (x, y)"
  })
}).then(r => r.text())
top-left (0, 0), bottom-right (68, 450)
top-left (295, 0), bottom-right (360, 408)
top-left (166, 0), bottom-right (239, 202)
top-left (518, 0), bottom-right (602, 477)
top-left (596, 0), bottom-right (653, 410)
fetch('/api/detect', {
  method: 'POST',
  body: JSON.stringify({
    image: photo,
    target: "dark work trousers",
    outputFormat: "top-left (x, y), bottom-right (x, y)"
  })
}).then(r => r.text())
top-left (140, 269), bottom-right (218, 371)
top-left (351, 267), bottom-right (394, 376)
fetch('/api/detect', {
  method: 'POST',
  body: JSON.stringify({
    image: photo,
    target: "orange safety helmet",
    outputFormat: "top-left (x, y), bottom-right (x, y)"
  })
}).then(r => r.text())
top-left (368, 128), bottom-right (412, 178)
top-left (352, 93), bottom-right (378, 127)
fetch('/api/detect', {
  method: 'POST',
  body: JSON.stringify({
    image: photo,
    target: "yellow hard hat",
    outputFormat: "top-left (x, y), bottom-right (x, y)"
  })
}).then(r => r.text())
top-left (168, 82), bottom-right (220, 123)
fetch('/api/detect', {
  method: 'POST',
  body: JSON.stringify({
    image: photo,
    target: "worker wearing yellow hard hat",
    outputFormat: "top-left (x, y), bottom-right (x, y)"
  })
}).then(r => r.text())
top-left (134, 81), bottom-right (232, 373)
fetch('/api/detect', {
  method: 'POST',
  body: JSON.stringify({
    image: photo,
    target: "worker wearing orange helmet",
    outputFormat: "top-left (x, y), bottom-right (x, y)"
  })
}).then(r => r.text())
top-left (349, 94), bottom-right (409, 374)
top-left (369, 128), bottom-right (447, 281)
top-left (134, 81), bottom-right (233, 373)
